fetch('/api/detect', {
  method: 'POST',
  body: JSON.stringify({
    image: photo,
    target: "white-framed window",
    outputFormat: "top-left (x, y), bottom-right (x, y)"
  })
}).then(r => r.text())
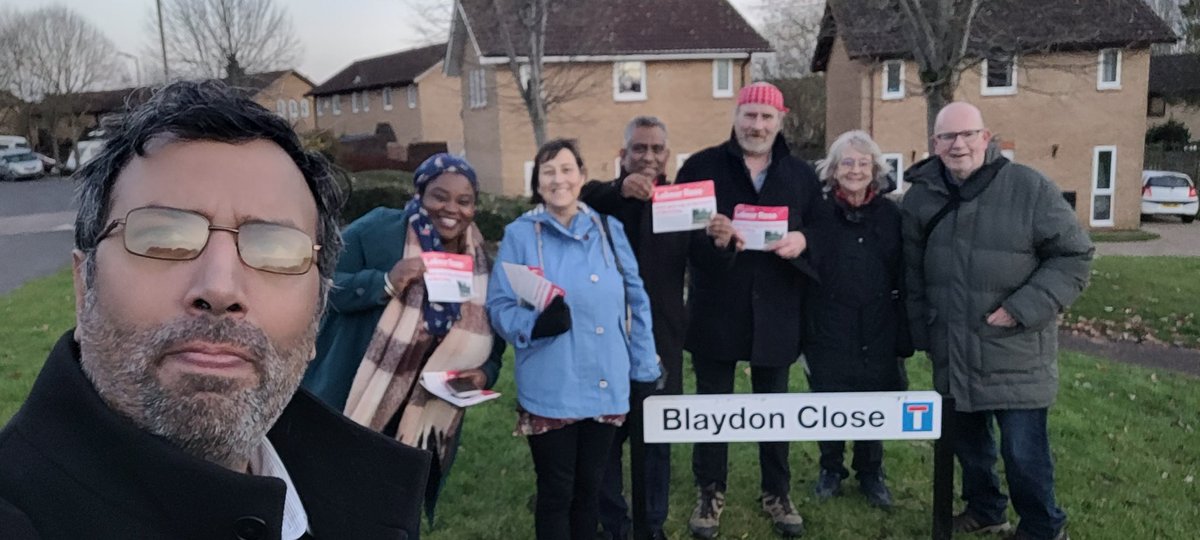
top-left (519, 64), bottom-right (532, 91)
top-left (613, 61), bottom-right (647, 101)
top-left (469, 69), bottom-right (487, 109)
top-left (1098, 48), bottom-right (1121, 90)
top-left (1090, 146), bottom-right (1116, 227)
top-left (712, 59), bottom-right (733, 98)
top-left (882, 153), bottom-right (904, 192)
top-left (383, 87), bottom-right (393, 110)
top-left (316, 97), bottom-right (324, 117)
top-left (300, 99), bottom-right (310, 118)
top-left (407, 85), bottom-right (418, 109)
top-left (361, 90), bottom-right (370, 112)
top-left (276, 99), bottom-right (286, 117)
top-left (332, 94), bottom-right (342, 115)
top-left (351, 92), bottom-right (360, 113)
top-left (981, 56), bottom-right (1017, 96)
top-left (523, 160), bottom-right (535, 197)
top-left (288, 99), bottom-right (299, 119)
top-left (882, 60), bottom-right (905, 100)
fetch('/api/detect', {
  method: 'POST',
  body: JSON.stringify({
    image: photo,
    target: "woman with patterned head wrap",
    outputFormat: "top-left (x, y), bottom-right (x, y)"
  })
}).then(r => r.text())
top-left (302, 153), bottom-right (505, 523)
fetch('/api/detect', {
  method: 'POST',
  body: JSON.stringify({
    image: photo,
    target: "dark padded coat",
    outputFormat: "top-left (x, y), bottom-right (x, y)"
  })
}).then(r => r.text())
top-left (900, 152), bottom-right (1094, 412)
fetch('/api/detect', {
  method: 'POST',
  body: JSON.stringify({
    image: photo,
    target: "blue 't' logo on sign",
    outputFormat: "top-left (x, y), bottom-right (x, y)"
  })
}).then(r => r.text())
top-left (902, 402), bottom-right (934, 432)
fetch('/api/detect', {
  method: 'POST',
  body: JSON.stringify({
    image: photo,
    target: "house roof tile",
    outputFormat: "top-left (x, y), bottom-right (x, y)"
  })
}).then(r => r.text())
top-left (310, 44), bottom-right (446, 96)
top-left (457, 0), bottom-right (770, 58)
top-left (812, 0), bottom-right (1176, 72)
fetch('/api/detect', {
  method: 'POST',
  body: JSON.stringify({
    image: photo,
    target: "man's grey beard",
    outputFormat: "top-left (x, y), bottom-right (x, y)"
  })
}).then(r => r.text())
top-left (76, 288), bottom-right (319, 471)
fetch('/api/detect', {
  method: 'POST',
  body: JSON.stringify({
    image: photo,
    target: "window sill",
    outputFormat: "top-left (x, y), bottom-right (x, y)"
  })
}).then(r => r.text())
top-left (981, 87), bottom-right (1017, 97)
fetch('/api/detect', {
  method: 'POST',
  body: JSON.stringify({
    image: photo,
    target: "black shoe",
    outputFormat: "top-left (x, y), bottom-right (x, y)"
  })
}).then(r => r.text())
top-left (858, 474), bottom-right (893, 509)
top-left (952, 511), bottom-right (1012, 534)
top-left (649, 529), bottom-right (668, 540)
top-left (813, 469), bottom-right (842, 501)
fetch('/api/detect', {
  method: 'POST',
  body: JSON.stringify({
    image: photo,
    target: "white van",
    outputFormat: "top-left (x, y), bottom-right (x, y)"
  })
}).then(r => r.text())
top-left (65, 131), bottom-right (106, 173)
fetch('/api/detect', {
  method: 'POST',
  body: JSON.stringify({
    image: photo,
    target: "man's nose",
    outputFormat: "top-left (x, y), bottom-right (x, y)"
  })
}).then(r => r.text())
top-left (183, 230), bottom-right (249, 317)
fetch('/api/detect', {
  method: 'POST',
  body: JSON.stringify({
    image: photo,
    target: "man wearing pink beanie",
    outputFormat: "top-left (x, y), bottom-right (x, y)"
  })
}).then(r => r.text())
top-left (675, 81), bottom-right (819, 538)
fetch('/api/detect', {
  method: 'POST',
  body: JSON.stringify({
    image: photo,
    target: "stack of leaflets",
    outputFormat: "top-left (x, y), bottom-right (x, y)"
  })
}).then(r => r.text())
top-left (420, 370), bottom-right (501, 407)
top-left (420, 252), bottom-right (475, 303)
top-left (501, 262), bottom-right (565, 311)
top-left (732, 204), bottom-right (789, 251)
top-left (651, 180), bottom-right (717, 233)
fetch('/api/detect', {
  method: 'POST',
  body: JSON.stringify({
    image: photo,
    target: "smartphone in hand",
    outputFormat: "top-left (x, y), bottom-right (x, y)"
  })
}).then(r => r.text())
top-left (446, 376), bottom-right (482, 398)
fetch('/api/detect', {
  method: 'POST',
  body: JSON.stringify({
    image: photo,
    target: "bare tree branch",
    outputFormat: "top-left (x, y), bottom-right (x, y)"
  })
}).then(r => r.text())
top-left (152, 0), bottom-right (302, 79)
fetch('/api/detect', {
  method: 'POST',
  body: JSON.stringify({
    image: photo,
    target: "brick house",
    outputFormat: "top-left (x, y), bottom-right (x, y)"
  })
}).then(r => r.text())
top-left (813, 0), bottom-right (1175, 229)
top-left (309, 44), bottom-right (464, 153)
top-left (446, 0), bottom-right (771, 196)
top-left (31, 70), bottom-right (315, 157)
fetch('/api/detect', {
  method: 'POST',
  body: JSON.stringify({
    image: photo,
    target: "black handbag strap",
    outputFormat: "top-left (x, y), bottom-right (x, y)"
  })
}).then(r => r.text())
top-left (922, 197), bottom-right (960, 242)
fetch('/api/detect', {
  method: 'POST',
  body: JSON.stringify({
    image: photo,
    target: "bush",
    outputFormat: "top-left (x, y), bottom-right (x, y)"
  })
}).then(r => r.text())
top-left (337, 169), bottom-right (531, 243)
top-left (1146, 120), bottom-right (1192, 150)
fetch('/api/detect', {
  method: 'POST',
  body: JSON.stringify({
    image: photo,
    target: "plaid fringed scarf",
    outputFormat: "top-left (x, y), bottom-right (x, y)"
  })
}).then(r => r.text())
top-left (342, 219), bottom-right (494, 486)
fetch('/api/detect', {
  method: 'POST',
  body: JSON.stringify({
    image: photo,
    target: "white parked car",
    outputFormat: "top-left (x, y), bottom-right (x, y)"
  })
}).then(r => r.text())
top-left (0, 135), bottom-right (30, 151)
top-left (1, 149), bottom-right (44, 180)
top-left (1141, 170), bottom-right (1198, 223)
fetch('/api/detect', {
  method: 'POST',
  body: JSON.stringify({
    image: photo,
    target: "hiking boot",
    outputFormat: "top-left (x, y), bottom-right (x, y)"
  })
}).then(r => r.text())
top-left (812, 469), bottom-right (842, 501)
top-left (858, 474), bottom-right (893, 509)
top-left (1005, 529), bottom-right (1069, 540)
top-left (688, 484), bottom-right (725, 539)
top-left (760, 492), bottom-right (805, 537)
top-left (952, 511), bottom-right (1013, 534)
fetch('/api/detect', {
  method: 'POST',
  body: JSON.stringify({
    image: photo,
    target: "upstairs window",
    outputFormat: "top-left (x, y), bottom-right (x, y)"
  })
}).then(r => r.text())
top-left (383, 87), bottom-right (393, 110)
top-left (407, 85), bottom-right (418, 109)
top-left (614, 61), bottom-right (647, 101)
top-left (469, 69), bottom-right (488, 109)
top-left (713, 59), bottom-right (733, 98)
top-left (332, 95), bottom-right (342, 115)
top-left (882, 60), bottom-right (904, 100)
top-left (1098, 49), bottom-right (1121, 90)
top-left (982, 56), bottom-right (1016, 96)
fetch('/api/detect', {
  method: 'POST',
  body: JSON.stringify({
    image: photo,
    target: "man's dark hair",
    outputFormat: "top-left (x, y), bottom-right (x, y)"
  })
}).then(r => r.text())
top-left (529, 138), bottom-right (584, 205)
top-left (73, 80), bottom-right (343, 285)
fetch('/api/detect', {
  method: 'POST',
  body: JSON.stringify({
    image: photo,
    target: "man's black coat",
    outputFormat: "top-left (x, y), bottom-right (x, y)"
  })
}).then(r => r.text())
top-left (0, 331), bottom-right (431, 540)
top-left (676, 133), bottom-right (819, 367)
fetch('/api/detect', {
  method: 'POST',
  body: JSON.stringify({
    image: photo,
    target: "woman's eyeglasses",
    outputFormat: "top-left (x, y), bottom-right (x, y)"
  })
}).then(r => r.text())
top-left (97, 206), bottom-right (320, 275)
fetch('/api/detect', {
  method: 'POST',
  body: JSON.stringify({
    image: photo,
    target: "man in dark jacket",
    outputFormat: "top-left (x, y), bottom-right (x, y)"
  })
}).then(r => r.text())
top-left (678, 82), bottom-right (818, 539)
top-left (0, 81), bottom-right (430, 539)
top-left (581, 116), bottom-right (687, 540)
top-left (901, 102), bottom-right (1092, 540)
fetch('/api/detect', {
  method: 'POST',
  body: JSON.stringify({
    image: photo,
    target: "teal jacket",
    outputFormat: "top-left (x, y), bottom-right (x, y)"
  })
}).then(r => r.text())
top-left (302, 206), bottom-right (503, 411)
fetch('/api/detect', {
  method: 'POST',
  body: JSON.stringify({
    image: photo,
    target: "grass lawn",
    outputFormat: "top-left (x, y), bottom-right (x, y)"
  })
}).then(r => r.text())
top-left (1065, 256), bottom-right (1200, 348)
top-left (2, 264), bottom-right (1198, 538)
top-left (1089, 229), bottom-right (1161, 243)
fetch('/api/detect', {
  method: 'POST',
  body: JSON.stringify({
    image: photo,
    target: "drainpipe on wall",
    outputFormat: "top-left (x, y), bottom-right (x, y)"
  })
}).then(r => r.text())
top-left (867, 60), bottom-right (876, 137)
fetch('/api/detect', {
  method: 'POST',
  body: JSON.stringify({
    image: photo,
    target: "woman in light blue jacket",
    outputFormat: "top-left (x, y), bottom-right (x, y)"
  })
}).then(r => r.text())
top-left (487, 138), bottom-right (660, 540)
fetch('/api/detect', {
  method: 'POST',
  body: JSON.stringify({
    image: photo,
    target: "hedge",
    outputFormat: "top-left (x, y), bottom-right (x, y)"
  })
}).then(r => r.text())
top-left (339, 170), bottom-right (531, 242)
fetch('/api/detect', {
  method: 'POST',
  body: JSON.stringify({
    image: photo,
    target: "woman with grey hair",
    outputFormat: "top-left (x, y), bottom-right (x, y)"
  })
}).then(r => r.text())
top-left (804, 130), bottom-right (913, 509)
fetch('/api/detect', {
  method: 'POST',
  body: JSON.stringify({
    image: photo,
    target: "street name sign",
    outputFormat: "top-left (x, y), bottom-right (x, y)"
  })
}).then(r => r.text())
top-left (644, 391), bottom-right (942, 443)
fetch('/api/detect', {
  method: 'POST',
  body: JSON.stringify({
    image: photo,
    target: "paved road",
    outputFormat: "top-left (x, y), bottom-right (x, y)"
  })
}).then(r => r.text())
top-left (0, 176), bottom-right (77, 295)
top-left (1096, 216), bottom-right (1200, 256)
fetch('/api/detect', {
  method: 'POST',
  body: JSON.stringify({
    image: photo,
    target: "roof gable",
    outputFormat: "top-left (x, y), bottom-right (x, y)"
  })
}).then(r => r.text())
top-left (812, 0), bottom-right (1176, 72)
top-left (310, 43), bottom-right (447, 96)
top-left (454, 0), bottom-right (770, 58)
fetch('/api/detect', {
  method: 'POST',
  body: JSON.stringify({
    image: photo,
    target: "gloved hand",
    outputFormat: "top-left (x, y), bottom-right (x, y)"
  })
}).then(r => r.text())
top-left (530, 296), bottom-right (571, 339)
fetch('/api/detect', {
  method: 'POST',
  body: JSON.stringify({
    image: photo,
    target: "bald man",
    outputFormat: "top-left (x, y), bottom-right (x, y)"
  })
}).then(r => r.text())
top-left (900, 102), bottom-right (1093, 540)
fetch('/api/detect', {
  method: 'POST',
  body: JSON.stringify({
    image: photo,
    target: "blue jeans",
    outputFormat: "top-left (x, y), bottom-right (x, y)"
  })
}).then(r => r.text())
top-left (954, 408), bottom-right (1067, 539)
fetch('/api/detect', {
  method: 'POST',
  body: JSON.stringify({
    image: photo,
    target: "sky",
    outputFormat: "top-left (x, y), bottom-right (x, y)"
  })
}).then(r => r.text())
top-left (4, 0), bottom-right (764, 88)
